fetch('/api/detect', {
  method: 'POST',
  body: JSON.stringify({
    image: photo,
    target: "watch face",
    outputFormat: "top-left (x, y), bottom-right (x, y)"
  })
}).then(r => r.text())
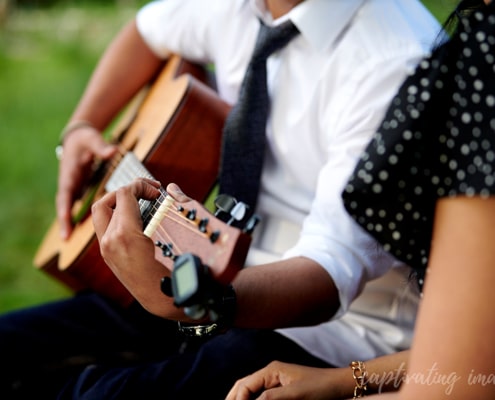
top-left (173, 256), bottom-right (199, 302)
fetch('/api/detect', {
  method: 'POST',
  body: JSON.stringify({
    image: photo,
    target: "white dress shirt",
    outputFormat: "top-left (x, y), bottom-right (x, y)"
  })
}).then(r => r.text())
top-left (137, 0), bottom-right (440, 366)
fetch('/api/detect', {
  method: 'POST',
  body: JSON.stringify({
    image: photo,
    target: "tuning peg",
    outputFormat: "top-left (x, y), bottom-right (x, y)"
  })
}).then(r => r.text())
top-left (156, 241), bottom-right (176, 260)
top-left (198, 218), bottom-right (209, 233)
top-left (243, 214), bottom-right (261, 234)
top-left (186, 208), bottom-right (197, 220)
top-left (209, 230), bottom-right (220, 243)
top-left (214, 194), bottom-right (237, 218)
top-left (227, 202), bottom-right (248, 225)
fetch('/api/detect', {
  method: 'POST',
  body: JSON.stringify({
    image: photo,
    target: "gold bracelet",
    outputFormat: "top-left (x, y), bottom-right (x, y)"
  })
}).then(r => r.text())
top-left (350, 360), bottom-right (368, 398)
top-left (56, 120), bottom-right (93, 160)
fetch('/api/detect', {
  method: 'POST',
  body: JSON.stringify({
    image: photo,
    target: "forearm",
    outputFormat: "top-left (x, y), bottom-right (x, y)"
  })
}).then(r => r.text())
top-left (226, 351), bottom-right (409, 400)
top-left (68, 19), bottom-right (165, 130)
top-left (360, 351), bottom-right (409, 395)
top-left (400, 197), bottom-right (495, 398)
top-left (232, 256), bottom-right (340, 329)
top-left (320, 350), bottom-right (409, 399)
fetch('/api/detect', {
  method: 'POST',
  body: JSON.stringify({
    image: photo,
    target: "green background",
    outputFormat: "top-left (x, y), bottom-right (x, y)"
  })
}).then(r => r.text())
top-left (0, 0), bottom-right (458, 313)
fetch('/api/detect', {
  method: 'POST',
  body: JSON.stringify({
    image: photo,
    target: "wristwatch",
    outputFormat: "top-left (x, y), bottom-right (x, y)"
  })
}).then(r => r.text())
top-left (161, 253), bottom-right (237, 338)
top-left (177, 321), bottom-right (221, 337)
top-left (177, 283), bottom-right (237, 337)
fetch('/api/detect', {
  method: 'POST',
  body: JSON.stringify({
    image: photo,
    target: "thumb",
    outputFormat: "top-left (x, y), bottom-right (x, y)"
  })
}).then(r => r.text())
top-left (89, 133), bottom-right (118, 160)
top-left (166, 182), bottom-right (191, 202)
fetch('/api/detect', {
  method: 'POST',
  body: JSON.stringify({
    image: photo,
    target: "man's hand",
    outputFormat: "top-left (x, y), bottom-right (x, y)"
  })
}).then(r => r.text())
top-left (92, 179), bottom-right (195, 318)
top-left (92, 178), bottom-right (162, 307)
top-left (165, 182), bottom-right (192, 203)
top-left (56, 126), bottom-right (117, 240)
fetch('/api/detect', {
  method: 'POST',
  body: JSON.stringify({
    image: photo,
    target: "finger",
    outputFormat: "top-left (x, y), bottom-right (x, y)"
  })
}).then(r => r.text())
top-left (92, 191), bottom-right (117, 243)
top-left (94, 178), bottom-right (161, 214)
top-left (166, 182), bottom-right (191, 202)
top-left (225, 379), bottom-right (255, 400)
top-left (92, 187), bottom-right (146, 248)
top-left (226, 368), bottom-right (277, 400)
top-left (56, 160), bottom-right (81, 240)
top-left (114, 183), bottom-right (152, 223)
top-left (87, 133), bottom-right (118, 160)
top-left (92, 178), bottom-right (162, 237)
top-left (69, 125), bottom-right (118, 161)
top-left (138, 177), bottom-right (162, 191)
top-left (256, 386), bottom-right (298, 400)
top-left (99, 181), bottom-right (159, 245)
top-left (56, 188), bottom-right (74, 240)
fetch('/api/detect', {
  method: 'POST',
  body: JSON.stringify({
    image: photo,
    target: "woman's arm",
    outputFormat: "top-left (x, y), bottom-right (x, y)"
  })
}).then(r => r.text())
top-left (397, 196), bottom-right (495, 398)
top-left (226, 350), bottom-right (410, 400)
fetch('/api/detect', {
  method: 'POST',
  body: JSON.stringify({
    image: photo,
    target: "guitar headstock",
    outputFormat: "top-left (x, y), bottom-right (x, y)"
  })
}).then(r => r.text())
top-left (145, 192), bottom-right (257, 285)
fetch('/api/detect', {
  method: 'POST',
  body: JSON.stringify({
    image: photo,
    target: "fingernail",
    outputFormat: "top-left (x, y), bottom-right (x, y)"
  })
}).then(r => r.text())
top-left (171, 182), bottom-right (182, 193)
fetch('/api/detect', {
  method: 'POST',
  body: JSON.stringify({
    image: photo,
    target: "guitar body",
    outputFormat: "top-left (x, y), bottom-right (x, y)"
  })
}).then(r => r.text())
top-left (34, 56), bottom-right (231, 306)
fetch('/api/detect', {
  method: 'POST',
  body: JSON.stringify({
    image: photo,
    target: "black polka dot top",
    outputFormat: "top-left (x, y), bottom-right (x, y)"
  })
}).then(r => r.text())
top-left (342, 3), bottom-right (495, 290)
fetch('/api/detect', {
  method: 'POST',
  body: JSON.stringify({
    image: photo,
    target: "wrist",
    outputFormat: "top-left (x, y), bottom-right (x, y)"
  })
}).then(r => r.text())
top-left (350, 360), bottom-right (368, 398)
top-left (56, 120), bottom-right (94, 160)
top-left (177, 284), bottom-right (236, 337)
top-left (60, 120), bottom-right (94, 143)
top-left (325, 366), bottom-right (358, 399)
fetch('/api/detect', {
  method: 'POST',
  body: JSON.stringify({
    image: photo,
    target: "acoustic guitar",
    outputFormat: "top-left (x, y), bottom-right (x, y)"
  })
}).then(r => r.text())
top-left (33, 55), bottom-right (249, 307)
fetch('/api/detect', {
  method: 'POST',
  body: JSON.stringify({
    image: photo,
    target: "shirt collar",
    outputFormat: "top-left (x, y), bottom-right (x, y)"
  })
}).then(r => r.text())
top-left (248, 0), bottom-right (367, 52)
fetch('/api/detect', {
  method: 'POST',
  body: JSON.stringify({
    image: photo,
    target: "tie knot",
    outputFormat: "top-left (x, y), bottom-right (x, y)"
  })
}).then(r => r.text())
top-left (251, 19), bottom-right (300, 62)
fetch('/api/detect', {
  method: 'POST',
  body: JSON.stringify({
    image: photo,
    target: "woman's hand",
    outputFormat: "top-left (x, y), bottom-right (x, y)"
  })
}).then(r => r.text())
top-left (226, 360), bottom-right (351, 400)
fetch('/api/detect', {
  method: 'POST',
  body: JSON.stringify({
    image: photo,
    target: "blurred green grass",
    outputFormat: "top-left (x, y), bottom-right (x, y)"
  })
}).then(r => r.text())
top-left (0, 3), bottom-right (141, 312)
top-left (0, 1), bottom-right (457, 313)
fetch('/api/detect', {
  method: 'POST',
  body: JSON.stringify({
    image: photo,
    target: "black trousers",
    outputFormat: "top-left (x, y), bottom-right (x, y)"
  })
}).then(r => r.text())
top-left (0, 291), bottom-right (329, 399)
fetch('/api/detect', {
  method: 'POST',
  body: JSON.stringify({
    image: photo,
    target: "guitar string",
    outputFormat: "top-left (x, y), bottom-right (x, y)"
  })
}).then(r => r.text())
top-left (106, 151), bottom-right (215, 255)
top-left (140, 189), bottom-right (217, 260)
top-left (97, 145), bottom-right (126, 187)
top-left (146, 190), bottom-right (214, 248)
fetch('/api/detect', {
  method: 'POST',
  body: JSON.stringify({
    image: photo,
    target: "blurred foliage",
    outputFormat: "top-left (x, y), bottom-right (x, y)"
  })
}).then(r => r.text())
top-left (424, 0), bottom-right (460, 23)
top-left (0, 2), bottom-right (142, 312)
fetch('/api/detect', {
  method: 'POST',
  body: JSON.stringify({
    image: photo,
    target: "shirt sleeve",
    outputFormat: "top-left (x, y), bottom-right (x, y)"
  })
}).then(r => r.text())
top-left (285, 52), bottom-right (425, 319)
top-left (135, 0), bottom-right (232, 63)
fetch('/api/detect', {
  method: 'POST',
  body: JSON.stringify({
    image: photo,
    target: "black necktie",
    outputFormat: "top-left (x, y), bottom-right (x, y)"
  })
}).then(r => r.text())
top-left (219, 19), bottom-right (300, 212)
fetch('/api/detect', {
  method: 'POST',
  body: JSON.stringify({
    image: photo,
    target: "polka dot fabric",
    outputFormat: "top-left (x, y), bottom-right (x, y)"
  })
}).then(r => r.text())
top-left (342, 3), bottom-right (495, 289)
